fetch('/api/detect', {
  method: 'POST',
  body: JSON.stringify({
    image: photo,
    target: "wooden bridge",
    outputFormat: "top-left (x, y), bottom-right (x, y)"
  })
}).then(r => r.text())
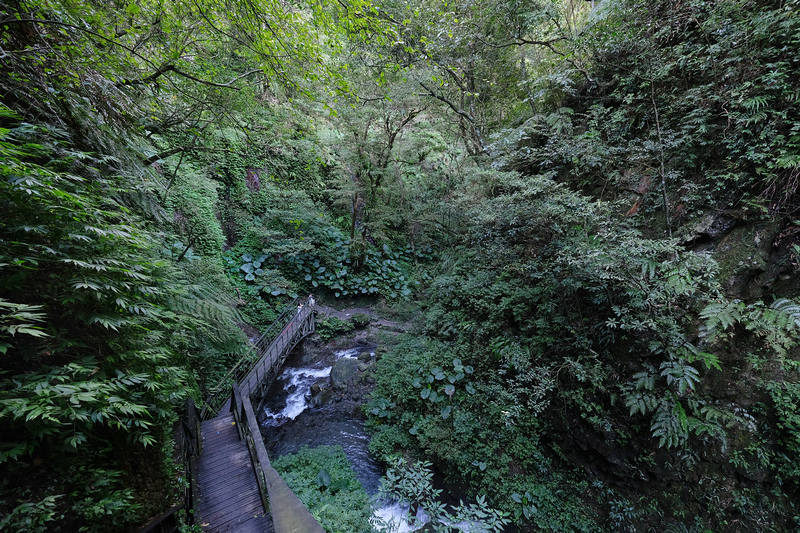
top-left (169, 296), bottom-right (323, 533)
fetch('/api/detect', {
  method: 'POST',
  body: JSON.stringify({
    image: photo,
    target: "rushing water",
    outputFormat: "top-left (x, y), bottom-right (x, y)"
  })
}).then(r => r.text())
top-left (259, 346), bottom-right (418, 531)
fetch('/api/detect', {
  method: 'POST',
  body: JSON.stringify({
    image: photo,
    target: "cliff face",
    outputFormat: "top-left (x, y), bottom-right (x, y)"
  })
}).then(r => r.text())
top-left (541, 210), bottom-right (799, 530)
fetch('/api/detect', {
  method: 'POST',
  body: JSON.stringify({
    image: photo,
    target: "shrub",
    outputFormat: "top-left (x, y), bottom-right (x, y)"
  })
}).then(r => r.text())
top-left (350, 313), bottom-right (371, 328)
top-left (271, 446), bottom-right (373, 533)
top-left (316, 316), bottom-right (355, 341)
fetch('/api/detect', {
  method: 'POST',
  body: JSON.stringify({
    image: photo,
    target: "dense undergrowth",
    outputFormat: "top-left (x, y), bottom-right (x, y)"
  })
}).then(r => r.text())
top-left (364, 0), bottom-right (800, 531)
top-left (272, 446), bottom-right (375, 533)
top-left (0, 103), bottom-right (245, 529)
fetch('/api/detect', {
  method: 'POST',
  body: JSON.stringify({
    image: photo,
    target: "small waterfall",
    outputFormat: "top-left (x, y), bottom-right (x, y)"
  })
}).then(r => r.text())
top-left (261, 347), bottom-right (359, 426)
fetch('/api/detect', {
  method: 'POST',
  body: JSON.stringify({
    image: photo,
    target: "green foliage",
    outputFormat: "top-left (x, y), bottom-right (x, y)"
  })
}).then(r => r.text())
top-left (380, 457), bottom-right (510, 533)
top-left (67, 466), bottom-right (143, 530)
top-left (316, 316), bottom-right (355, 341)
top-left (698, 298), bottom-right (800, 484)
top-left (0, 102), bottom-right (242, 528)
top-left (271, 446), bottom-right (374, 533)
top-left (0, 494), bottom-right (63, 533)
top-left (701, 298), bottom-right (800, 356)
top-left (0, 112), bottom-right (187, 432)
top-left (223, 195), bottom-right (423, 303)
top-left (426, 171), bottom-right (730, 446)
top-left (350, 313), bottom-right (371, 328)
top-left (367, 162), bottom-right (800, 529)
top-left (3, 0), bottom-right (800, 530)
top-left (1, 361), bottom-right (161, 455)
top-left (165, 166), bottom-right (226, 258)
top-left (499, 0), bottom-right (800, 222)
top-left (367, 336), bottom-right (599, 530)
top-left (0, 299), bottom-right (48, 354)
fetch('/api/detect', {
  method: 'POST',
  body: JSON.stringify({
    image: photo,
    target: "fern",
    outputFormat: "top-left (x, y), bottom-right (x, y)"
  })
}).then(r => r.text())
top-left (625, 389), bottom-right (659, 416)
top-left (699, 300), bottom-right (744, 341)
top-left (660, 359), bottom-right (700, 395)
top-left (769, 298), bottom-right (800, 329)
top-left (651, 400), bottom-right (689, 448)
top-left (665, 268), bottom-right (692, 295)
top-left (742, 95), bottom-right (769, 112)
top-left (632, 369), bottom-right (656, 391)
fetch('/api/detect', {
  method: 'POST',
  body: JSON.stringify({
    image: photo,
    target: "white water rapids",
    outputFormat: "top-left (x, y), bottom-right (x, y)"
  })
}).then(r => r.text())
top-left (260, 347), bottom-right (421, 531)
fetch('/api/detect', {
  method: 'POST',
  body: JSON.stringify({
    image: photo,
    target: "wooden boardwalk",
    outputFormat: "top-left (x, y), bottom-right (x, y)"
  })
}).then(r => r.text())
top-left (191, 296), bottom-right (319, 533)
top-left (240, 303), bottom-right (315, 400)
top-left (195, 414), bottom-right (273, 532)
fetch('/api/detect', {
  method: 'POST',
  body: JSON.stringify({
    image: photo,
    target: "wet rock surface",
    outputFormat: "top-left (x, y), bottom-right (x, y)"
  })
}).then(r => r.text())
top-left (330, 357), bottom-right (359, 391)
top-left (257, 335), bottom-right (385, 494)
top-left (256, 302), bottom-right (386, 442)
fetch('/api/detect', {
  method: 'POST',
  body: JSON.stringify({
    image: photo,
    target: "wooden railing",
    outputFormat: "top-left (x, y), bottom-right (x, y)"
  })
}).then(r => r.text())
top-left (240, 297), bottom-right (315, 401)
top-left (182, 398), bottom-right (202, 519)
top-left (201, 295), bottom-right (315, 418)
top-left (136, 399), bottom-right (201, 533)
top-left (143, 296), bottom-right (317, 532)
top-left (231, 383), bottom-right (271, 512)
top-left (231, 384), bottom-right (324, 533)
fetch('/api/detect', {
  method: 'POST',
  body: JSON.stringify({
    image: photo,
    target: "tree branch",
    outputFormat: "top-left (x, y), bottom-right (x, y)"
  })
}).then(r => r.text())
top-left (418, 81), bottom-right (474, 123)
top-left (2, 18), bottom-right (258, 91)
top-left (476, 33), bottom-right (594, 85)
top-left (121, 63), bottom-right (261, 90)
top-left (143, 146), bottom-right (238, 165)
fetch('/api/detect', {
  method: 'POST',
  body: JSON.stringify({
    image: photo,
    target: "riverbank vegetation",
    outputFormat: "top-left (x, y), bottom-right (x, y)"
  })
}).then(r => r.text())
top-left (273, 445), bottom-right (374, 533)
top-left (1, 0), bottom-right (799, 530)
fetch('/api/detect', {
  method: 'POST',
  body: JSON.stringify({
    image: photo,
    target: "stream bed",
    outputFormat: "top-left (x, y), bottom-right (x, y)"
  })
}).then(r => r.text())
top-left (258, 344), bottom-right (416, 531)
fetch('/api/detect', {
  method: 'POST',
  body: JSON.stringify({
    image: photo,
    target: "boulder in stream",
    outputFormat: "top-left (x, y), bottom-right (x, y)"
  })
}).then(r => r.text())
top-left (330, 357), bottom-right (359, 391)
top-left (310, 380), bottom-right (327, 396)
top-left (308, 389), bottom-right (333, 408)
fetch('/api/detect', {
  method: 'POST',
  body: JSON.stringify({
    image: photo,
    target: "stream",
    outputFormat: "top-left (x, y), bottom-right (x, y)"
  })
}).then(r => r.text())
top-left (258, 345), bottom-right (416, 531)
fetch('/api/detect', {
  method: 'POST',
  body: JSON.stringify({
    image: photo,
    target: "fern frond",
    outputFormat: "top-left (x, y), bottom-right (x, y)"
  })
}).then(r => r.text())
top-left (660, 359), bottom-right (700, 395)
top-left (651, 400), bottom-right (689, 448)
top-left (770, 298), bottom-right (800, 329)
top-left (625, 390), bottom-right (658, 416)
top-left (632, 369), bottom-right (656, 391)
top-left (665, 268), bottom-right (692, 295)
top-left (699, 300), bottom-right (743, 341)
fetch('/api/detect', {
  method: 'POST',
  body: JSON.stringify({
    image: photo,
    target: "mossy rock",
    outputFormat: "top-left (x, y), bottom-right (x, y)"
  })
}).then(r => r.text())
top-left (714, 222), bottom-right (779, 299)
top-left (330, 357), bottom-right (359, 391)
top-left (350, 313), bottom-right (371, 328)
top-left (317, 316), bottom-right (354, 341)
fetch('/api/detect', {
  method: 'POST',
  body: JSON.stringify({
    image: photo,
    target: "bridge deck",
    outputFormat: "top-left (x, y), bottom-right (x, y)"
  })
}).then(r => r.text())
top-left (195, 414), bottom-right (273, 533)
top-left (193, 297), bottom-right (317, 532)
top-left (239, 304), bottom-right (314, 400)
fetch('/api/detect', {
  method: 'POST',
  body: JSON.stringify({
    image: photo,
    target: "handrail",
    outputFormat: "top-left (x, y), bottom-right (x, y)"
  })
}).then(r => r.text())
top-left (136, 503), bottom-right (183, 533)
top-left (181, 398), bottom-right (201, 525)
top-left (201, 296), bottom-right (304, 418)
top-left (137, 398), bottom-right (201, 532)
top-left (239, 298), bottom-right (315, 400)
top-left (142, 296), bottom-right (316, 532)
top-left (231, 384), bottom-right (270, 512)
top-left (231, 384), bottom-right (324, 533)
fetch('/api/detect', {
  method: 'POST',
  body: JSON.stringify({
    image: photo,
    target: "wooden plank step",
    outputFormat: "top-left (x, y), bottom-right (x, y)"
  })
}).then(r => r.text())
top-left (196, 449), bottom-right (251, 472)
top-left (201, 415), bottom-right (237, 434)
top-left (197, 480), bottom-right (259, 507)
top-left (202, 512), bottom-right (272, 533)
top-left (197, 492), bottom-right (263, 517)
